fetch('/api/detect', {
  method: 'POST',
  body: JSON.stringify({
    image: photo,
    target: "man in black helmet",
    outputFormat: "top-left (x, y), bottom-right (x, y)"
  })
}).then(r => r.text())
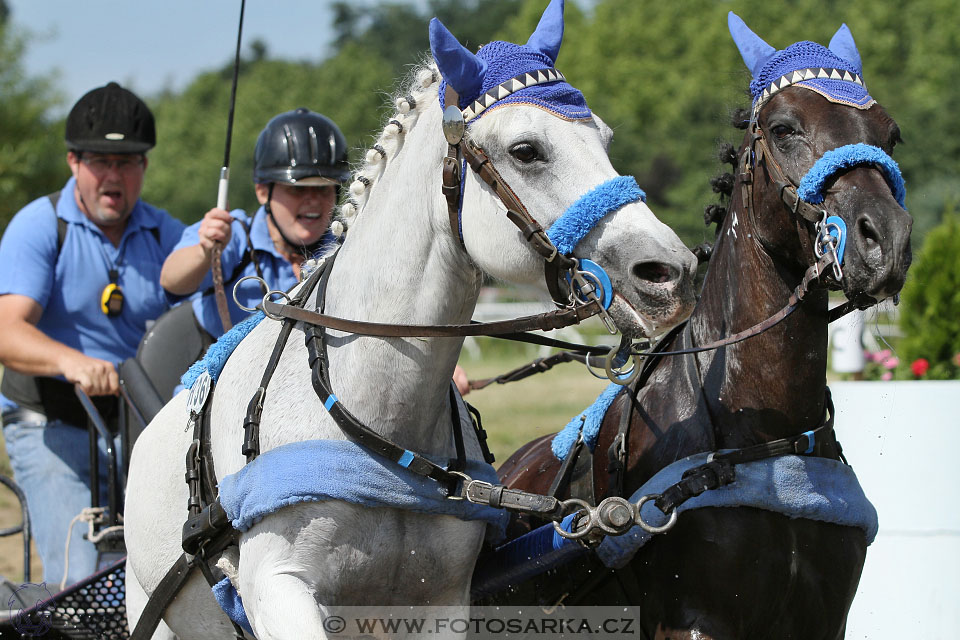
top-left (0, 82), bottom-right (185, 586)
top-left (161, 108), bottom-right (349, 338)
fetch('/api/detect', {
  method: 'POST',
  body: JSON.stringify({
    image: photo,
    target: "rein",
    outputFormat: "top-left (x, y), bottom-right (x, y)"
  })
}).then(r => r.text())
top-left (262, 294), bottom-right (601, 338)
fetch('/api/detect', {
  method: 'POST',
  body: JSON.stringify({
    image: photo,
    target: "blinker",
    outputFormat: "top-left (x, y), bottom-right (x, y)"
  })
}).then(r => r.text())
top-left (442, 105), bottom-right (465, 145)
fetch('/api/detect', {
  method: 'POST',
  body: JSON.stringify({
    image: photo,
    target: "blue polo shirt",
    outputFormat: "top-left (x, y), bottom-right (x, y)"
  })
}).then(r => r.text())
top-left (0, 178), bottom-right (185, 364)
top-left (175, 207), bottom-right (333, 338)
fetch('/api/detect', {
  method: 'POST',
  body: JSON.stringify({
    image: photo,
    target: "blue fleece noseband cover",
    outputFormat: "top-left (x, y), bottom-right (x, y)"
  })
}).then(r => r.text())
top-left (797, 143), bottom-right (905, 208)
top-left (546, 176), bottom-right (647, 256)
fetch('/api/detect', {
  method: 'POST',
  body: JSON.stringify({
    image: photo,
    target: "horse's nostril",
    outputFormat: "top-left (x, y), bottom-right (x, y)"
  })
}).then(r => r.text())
top-left (858, 217), bottom-right (881, 250)
top-left (632, 261), bottom-right (675, 284)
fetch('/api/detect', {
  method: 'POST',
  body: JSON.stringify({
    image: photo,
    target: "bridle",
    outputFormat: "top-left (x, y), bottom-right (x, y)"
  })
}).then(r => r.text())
top-left (260, 70), bottom-right (654, 344)
top-left (620, 116), bottom-right (860, 364)
top-left (439, 77), bottom-right (627, 330)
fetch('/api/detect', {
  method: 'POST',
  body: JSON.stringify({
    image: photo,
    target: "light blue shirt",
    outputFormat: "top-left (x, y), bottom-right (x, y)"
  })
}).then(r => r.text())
top-left (175, 207), bottom-right (333, 338)
top-left (0, 178), bottom-right (185, 364)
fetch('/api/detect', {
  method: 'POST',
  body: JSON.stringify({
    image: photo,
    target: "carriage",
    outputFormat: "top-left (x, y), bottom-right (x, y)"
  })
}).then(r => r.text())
top-left (1, 2), bottom-right (911, 638)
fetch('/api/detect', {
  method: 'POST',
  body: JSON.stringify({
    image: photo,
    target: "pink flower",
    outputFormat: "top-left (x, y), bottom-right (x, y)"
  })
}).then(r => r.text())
top-left (911, 358), bottom-right (930, 377)
top-left (954, 353), bottom-right (960, 368)
top-left (881, 371), bottom-right (893, 381)
top-left (882, 356), bottom-right (899, 369)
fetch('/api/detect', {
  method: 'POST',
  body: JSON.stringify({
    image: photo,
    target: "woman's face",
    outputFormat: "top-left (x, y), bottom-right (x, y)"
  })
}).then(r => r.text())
top-left (256, 182), bottom-right (337, 246)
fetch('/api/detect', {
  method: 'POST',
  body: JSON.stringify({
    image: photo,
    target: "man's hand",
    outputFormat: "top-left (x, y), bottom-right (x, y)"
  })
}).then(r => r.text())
top-left (197, 208), bottom-right (233, 256)
top-left (59, 351), bottom-right (119, 396)
top-left (453, 364), bottom-right (470, 396)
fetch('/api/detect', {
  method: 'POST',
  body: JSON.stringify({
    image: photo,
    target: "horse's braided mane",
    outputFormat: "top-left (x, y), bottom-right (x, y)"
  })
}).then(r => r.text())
top-left (331, 59), bottom-right (441, 236)
top-left (703, 107), bottom-right (751, 233)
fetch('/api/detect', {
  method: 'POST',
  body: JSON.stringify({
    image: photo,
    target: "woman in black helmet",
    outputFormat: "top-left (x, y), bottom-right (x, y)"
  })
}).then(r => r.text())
top-left (160, 108), bottom-right (350, 338)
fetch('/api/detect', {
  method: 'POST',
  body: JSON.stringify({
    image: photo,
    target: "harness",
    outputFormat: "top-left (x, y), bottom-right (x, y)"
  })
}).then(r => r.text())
top-left (472, 114), bottom-right (906, 601)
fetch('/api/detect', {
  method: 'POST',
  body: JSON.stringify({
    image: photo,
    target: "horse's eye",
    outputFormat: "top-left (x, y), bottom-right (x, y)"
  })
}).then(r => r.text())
top-left (770, 124), bottom-right (794, 140)
top-left (509, 142), bottom-right (540, 163)
top-left (890, 126), bottom-right (903, 152)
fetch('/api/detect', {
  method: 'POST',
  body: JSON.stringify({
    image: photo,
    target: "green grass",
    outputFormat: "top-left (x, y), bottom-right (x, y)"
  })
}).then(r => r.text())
top-left (459, 346), bottom-right (610, 465)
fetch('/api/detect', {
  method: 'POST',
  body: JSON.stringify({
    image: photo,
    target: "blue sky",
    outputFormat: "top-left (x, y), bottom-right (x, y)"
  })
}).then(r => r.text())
top-left (8, 0), bottom-right (415, 111)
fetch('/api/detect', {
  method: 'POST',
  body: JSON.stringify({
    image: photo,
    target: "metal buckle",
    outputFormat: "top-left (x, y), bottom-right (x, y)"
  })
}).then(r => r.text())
top-left (446, 470), bottom-right (473, 502)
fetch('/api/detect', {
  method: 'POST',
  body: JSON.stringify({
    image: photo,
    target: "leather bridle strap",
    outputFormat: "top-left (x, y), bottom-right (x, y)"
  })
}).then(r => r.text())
top-left (442, 85), bottom-right (575, 306)
top-left (746, 123), bottom-right (825, 225)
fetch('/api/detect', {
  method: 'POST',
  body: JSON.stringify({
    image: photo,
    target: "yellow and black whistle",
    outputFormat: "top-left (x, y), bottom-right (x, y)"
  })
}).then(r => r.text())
top-left (101, 269), bottom-right (124, 317)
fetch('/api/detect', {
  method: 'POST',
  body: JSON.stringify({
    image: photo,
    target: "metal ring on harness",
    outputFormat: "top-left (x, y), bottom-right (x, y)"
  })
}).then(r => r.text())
top-left (634, 493), bottom-right (679, 534)
top-left (553, 498), bottom-right (595, 540)
top-left (261, 289), bottom-right (293, 321)
top-left (604, 346), bottom-right (641, 386)
top-left (233, 275), bottom-right (270, 312)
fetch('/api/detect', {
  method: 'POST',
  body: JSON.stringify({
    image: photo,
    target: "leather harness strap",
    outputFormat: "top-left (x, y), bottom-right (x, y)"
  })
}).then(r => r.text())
top-left (263, 296), bottom-right (601, 338)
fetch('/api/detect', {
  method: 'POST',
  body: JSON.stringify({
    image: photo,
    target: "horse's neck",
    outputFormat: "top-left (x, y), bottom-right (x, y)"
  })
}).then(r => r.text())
top-left (689, 198), bottom-right (829, 446)
top-left (321, 109), bottom-right (480, 455)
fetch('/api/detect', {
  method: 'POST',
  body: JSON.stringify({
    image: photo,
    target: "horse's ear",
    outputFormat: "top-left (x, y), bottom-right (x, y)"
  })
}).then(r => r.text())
top-left (828, 24), bottom-right (863, 74)
top-left (429, 17), bottom-right (487, 99)
top-left (526, 0), bottom-right (564, 64)
top-left (728, 12), bottom-right (776, 78)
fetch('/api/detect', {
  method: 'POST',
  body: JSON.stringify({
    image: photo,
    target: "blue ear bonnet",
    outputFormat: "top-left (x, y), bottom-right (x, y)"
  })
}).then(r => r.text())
top-left (752, 41), bottom-right (874, 110)
top-left (442, 40), bottom-right (590, 121)
top-left (729, 12), bottom-right (875, 112)
top-left (432, 0), bottom-right (591, 123)
top-left (438, 40), bottom-right (591, 122)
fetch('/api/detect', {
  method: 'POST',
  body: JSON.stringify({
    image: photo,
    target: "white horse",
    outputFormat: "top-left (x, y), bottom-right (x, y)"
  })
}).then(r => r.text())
top-left (124, 2), bottom-right (697, 638)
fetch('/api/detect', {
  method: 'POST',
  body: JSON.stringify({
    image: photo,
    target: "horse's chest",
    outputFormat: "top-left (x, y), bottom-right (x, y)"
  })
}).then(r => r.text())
top-left (246, 501), bottom-right (485, 604)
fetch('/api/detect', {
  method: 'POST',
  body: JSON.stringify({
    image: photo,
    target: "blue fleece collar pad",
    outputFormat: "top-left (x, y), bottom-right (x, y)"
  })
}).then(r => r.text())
top-left (797, 143), bottom-right (905, 208)
top-left (596, 452), bottom-right (879, 568)
top-left (218, 439), bottom-right (508, 537)
top-left (552, 382), bottom-right (622, 459)
top-left (546, 176), bottom-right (646, 256)
top-left (182, 311), bottom-right (266, 389)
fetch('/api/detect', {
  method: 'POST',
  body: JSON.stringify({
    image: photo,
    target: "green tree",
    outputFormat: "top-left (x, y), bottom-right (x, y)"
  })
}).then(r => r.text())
top-left (0, 19), bottom-right (67, 232)
top-left (143, 43), bottom-right (394, 223)
top-left (332, 0), bottom-right (525, 80)
top-left (897, 205), bottom-right (960, 379)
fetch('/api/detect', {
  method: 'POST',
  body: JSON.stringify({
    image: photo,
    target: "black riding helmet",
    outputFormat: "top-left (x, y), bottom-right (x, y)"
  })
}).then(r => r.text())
top-left (65, 82), bottom-right (156, 154)
top-left (253, 108), bottom-right (350, 186)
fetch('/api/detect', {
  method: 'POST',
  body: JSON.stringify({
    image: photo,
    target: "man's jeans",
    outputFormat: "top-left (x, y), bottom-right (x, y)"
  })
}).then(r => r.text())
top-left (3, 416), bottom-right (121, 587)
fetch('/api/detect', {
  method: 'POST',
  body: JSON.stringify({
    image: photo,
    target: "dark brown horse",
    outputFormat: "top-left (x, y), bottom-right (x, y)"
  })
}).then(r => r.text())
top-left (481, 15), bottom-right (912, 640)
